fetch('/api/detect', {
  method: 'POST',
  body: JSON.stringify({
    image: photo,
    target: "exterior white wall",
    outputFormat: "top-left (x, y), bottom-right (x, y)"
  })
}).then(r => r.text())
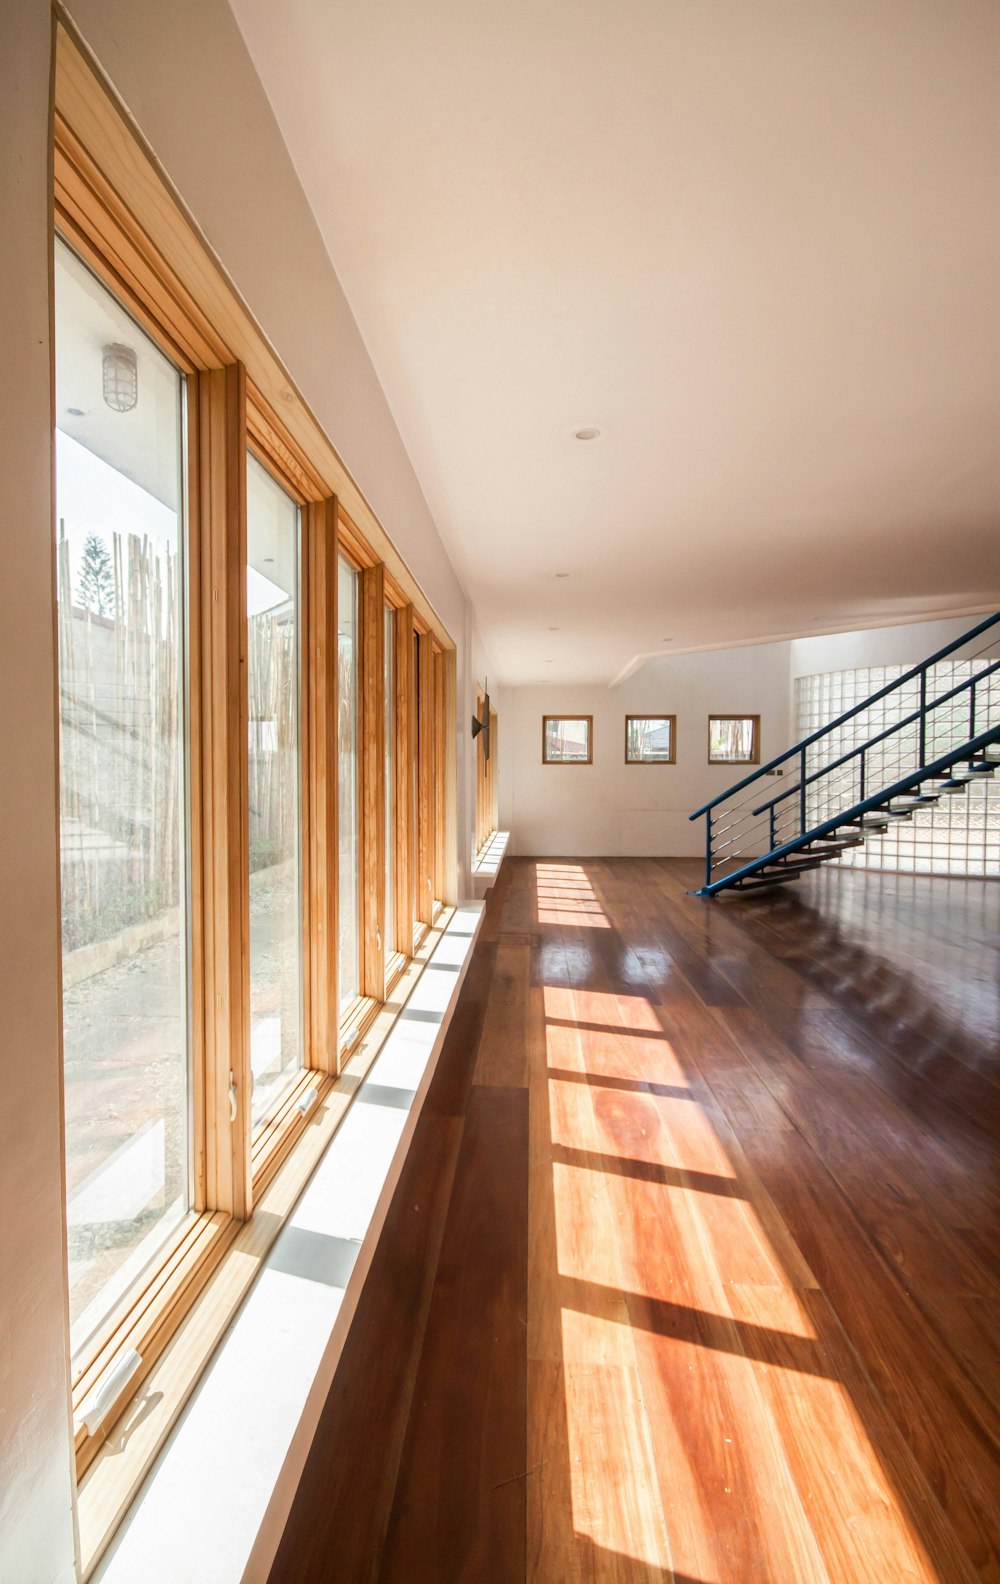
top-left (509, 642), bottom-right (791, 857)
top-left (0, 3), bottom-right (79, 1581)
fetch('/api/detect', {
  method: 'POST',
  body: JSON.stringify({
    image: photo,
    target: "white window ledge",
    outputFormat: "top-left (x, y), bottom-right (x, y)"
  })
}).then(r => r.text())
top-left (472, 828), bottom-right (509, 894)
top-left (94, 900), bottom-right (485, 1584)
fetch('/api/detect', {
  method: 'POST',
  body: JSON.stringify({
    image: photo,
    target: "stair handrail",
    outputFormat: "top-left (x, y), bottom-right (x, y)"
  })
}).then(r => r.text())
top-left (699, 723), bottom-right (1000, 896)
top-left (688, 609), bottom-right (1000, 822)
top-left (749, 654), bottom-right (1000, 818)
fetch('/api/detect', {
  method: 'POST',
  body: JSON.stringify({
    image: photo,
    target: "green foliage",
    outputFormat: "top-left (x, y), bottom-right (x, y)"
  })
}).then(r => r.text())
top-left (77, 532), bottom-right (116, 618)
top-left (61, 876), bottom-right (171, 952)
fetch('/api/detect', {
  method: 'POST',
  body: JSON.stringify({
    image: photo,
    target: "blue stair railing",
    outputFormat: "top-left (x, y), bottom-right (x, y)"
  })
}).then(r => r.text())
top-left (688, 612), bottom-right (1000, 896)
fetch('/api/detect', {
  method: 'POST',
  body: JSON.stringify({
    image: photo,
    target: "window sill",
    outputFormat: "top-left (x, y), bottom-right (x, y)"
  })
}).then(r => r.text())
top-left (85, 900), bottom-right (485, 1582)
top-left (472, 828), bottom-right (509, 894)
top-left (250, 1068), bottom-right (334, 1196)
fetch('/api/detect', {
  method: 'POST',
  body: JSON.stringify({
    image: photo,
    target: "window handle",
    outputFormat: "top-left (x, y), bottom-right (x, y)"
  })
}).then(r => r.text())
top-left (228, 1069), bottom-right (237, 1123)
top-left (376, 929), bottom-right (382, 953)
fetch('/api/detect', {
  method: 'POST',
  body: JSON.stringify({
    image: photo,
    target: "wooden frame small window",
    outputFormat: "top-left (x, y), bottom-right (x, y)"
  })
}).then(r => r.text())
top-left (543, 715), bottom-right (593, 764)
top-left (708, 714), bottom-right (760, 764)
top-left (625, 715), bottom-right (676, 764)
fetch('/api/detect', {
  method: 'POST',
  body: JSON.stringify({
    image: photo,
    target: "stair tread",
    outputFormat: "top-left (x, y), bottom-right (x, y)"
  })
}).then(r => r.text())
top-left (732, 871), bottom-right (802, 890)
top-left (767, 858), bottom-right (828, 873)
top-left (703, 647), bottom-right (1000, 895)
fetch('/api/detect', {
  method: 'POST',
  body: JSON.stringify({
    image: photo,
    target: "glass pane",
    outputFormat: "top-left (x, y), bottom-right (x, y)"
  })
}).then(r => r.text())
top-left (384, 606), bottom-right (395, 959)
top-left (627, 717), bottom-right (673, 762)
top-left (55, 238), bottom-right (189, 1359)
top-left (709, 716), bottom-right (756, 762)
top-left (411, 628), bottom-right (420, 946)
top-left (545, 717), bottom-right (590, 762)
top-left (247, 454), bottom-right (302, 1130)
top-left (338, 556), bottom-right (360, 1013)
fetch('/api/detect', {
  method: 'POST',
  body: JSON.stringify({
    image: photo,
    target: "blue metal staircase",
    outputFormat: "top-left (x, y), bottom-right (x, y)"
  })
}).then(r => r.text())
top-left (688, 613), bottom-right (1000, 896)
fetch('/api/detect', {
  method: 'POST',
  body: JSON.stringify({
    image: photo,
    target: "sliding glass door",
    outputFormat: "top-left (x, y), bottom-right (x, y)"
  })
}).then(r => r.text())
top-left (338, 555), bottom-right (361, 1016)
top-left (384, 605), bottom-right (396, 960)
top-left (54, 238), bottom-right (190, 1359)
top-left (246, 454), bottom-right (303, 1129)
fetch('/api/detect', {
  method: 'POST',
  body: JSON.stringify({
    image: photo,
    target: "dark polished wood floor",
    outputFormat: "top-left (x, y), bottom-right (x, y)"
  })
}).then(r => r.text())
top-left (268, 858), bottom-right (1000, 1584)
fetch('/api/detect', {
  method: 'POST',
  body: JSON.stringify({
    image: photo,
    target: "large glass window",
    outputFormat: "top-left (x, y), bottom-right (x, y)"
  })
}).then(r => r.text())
top-left (384, 605), bottom-right (396, 960)
top-left (55, 239), bottom-right (189, 1359)
top-left (412, 628), bottom-right (421, 942)
top-left (246, 455), bottom-right (302, 1129)
top-left (338, 556), bottom-right (360, 1014)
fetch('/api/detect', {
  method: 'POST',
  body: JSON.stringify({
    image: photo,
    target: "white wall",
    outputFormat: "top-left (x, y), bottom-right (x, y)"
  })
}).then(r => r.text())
top-left (0, 3), bottom-right (79, 1581)
top-left (509, 642), bottom-right (790, 857)
top-left (789, 614), bottom-right (999, 690)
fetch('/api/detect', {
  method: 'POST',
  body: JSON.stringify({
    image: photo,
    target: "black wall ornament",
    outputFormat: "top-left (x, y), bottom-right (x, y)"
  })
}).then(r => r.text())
top-left (472, 684), bottom-right (491, 762)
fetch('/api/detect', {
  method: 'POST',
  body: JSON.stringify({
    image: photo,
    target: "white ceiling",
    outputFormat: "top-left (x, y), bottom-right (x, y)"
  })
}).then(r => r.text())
top-left (230, 0), bottom-right (1000, 685)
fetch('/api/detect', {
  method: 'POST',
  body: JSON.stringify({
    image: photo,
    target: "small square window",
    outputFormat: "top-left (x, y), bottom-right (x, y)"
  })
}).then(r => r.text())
top-left (543, 715), bottom-right (593, 764)
top-left (708, 714), bottom-right (760, 764)
top-left (625, 715), bottom-right (676, 764)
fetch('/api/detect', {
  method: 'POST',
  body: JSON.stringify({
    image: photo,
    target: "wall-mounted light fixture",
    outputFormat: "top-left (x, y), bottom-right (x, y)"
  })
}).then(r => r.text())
top-left (102, 343), bottom-right (138, 412)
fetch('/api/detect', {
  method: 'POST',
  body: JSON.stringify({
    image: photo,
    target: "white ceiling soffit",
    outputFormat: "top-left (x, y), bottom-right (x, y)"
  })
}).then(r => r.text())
top-left (230, 0), bottom-right (1000, 685)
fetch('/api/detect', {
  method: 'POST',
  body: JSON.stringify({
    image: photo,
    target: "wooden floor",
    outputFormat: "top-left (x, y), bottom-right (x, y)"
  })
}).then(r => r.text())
top-left (268, 858), bottom-right (1000, 1584)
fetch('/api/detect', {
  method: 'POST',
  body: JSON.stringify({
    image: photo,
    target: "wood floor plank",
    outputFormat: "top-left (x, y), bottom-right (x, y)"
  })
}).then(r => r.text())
top-left (377, 1084), bottom-right (529, 1584)
top-left (735, 1124), bottom-right (1000, 1579)
top-left (474, 934), bottom-right (533, 1087)
top-left (266, 1115), bottom-right (464, 1584)
top-left (703, 1005), bottom-right (1000, 1301)
top-left (270, 859), bottom-right (999, 1584)
top-left (726, 1283), bottom-right (981, 1584)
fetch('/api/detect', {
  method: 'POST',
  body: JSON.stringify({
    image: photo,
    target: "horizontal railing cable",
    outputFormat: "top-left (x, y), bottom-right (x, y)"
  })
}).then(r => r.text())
top-left (688, 611), bottom-right (1000, 893)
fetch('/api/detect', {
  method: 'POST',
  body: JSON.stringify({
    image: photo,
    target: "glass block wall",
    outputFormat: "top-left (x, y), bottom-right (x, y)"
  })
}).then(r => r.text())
top-left (794, 660), bottom-right (1000, 877)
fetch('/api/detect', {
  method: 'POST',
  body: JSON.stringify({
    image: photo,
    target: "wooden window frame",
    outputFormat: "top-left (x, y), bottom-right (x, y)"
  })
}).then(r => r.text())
top-left (542, 714), bottom-right (594, 765)
top-left (245, 399), bottom-right (339, 1193)
top-left (624, 713), bottom-right (677, 765)
top-left (61, 289), bottom-right (246, 1488)
top-left (52, 13), bottom-right (458, 1531)
top-left (475, 693), bottom-right (499, 853)
top-left (381, 597), bottom-right (407, 996)
top-left (335, 514), bottom-right (382, 1051)
top-left (415, 624), bottom-right (436, 931)
top-left (489, 709), bottom-right (499, 832)
top-left (707, 713), bottom-right (761, 765)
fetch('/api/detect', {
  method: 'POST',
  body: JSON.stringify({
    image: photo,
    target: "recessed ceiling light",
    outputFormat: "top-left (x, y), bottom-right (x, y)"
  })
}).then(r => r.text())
top-left (573, 427), bottom-right (601, 441)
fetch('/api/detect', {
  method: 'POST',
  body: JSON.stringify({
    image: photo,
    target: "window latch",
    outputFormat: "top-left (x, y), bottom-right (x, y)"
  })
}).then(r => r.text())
top-left (80, 1348), bottom-right (142, 1437)
top-left (228, 1069), bottom-right (237, 1123)
top-left (376, 928), bottom-right (382, 953)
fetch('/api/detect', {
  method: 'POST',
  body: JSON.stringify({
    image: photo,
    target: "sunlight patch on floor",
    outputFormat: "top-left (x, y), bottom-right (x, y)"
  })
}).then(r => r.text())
top-left (536, 863), bottom-right (612, 929)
